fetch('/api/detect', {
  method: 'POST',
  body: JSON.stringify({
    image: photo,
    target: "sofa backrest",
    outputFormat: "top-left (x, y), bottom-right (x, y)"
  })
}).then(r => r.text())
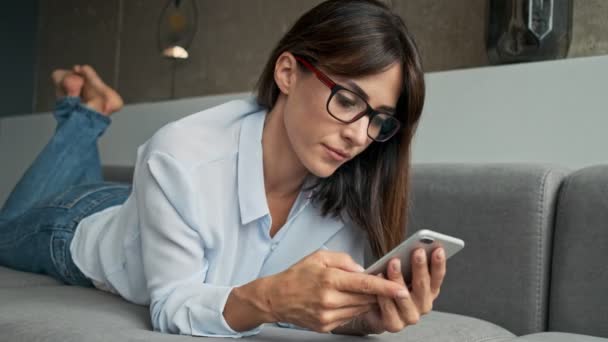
top-left (549, 165), bottom-right (608, 338)
top-left (407, 164), bottom-right (568, 336)
top-left (103, 166), bottom-right (135, 184)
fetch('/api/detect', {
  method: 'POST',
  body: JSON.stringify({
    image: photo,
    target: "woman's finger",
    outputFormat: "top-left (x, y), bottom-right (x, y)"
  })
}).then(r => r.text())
top-left (386, 262), bottom-right (422, 325)
top-left (377, 274), bottom-right (405, 333)
top-left (320, 304), bottom-right (373, 332)
top-left (430, 248), bottom-right (446, 298)
top-left (410, 249), bottom-right (433, 314)
top-left (315, 250), bottom-right (366, 273)
top-left (320, 290), bottom-right (378, 309)
top-left (333, 270), bottom-right (409, 299)
top-left (386, 258), bottom-right (406, 286)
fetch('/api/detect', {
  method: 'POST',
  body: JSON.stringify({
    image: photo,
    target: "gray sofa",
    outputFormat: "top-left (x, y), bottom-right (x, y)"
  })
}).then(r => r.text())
top-left (1, 163), bottom-right (606, 342)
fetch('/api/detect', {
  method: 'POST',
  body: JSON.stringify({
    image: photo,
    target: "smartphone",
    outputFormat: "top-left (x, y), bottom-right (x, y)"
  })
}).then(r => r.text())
top-left (364, 229), bottom-right (465, 282)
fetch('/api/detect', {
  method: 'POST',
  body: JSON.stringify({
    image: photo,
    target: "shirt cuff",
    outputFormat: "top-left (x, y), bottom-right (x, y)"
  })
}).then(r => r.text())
top-left (188, 285), bottom-right (263, 338)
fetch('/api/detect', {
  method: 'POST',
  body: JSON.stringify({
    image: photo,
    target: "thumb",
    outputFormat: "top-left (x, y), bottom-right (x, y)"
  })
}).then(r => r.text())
top-left (318, 250), bottom-right (365, 273)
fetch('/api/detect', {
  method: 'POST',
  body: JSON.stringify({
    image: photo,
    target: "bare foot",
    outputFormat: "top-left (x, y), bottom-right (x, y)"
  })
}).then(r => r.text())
top-left (51, 69), bottom-right (84, 98)
top-left (73, 64), bottom-right (124, 116)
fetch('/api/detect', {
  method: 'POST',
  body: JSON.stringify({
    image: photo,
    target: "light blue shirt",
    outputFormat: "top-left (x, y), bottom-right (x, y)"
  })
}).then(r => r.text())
top-left (70, 97), bottom-right (372, 338)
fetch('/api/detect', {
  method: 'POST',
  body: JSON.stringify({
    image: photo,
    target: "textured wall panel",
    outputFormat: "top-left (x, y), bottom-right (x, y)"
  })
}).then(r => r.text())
top-left (35, 0), bottom-right (120, 112)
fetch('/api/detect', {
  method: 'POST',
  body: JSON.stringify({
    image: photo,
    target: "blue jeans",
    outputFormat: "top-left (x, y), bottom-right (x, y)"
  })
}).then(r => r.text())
top-left (0, 97), bottom-right (131, 286)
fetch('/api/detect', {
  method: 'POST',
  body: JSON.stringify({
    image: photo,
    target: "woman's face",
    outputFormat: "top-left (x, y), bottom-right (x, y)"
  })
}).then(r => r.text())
top-left (283, 58), bottom-right (403, 178)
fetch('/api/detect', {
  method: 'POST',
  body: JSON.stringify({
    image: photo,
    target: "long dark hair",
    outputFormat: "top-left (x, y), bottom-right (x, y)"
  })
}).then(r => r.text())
top-left (255, 0), bottom-right (425, 258)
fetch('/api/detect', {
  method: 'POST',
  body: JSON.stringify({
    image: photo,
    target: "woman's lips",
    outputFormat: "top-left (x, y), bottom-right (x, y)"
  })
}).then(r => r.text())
top-left (323, 144), bottom-right (349, 161)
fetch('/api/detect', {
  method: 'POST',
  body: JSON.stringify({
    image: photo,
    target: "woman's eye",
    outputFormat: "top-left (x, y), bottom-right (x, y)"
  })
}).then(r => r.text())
top-left (337, 95), bottom-right (356, 107)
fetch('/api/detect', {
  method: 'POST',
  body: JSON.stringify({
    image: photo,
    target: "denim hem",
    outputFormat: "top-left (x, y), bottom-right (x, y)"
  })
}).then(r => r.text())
top-left (77, 102), bottom-right (112, 127)
top-left (54, 96), bottom-right (81, 108)
top-left (53, 96), bottom-right (112, 128)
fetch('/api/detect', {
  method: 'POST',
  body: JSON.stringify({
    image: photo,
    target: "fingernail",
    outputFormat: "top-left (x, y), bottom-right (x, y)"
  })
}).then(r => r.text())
top-left (355, 264), bottom-right (365, 272)
top-left (392, 260), bottom-right (401, 273)
top-left (416, 250), bottom-right (425, 264)
top-left (437, 249), bottom-right (445, 261)
top-left (397, 289), bottom-right (409, 299)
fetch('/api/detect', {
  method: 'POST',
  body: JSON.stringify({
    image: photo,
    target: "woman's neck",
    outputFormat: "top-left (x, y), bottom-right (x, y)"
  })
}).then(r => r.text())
top-left (262, 97), bottom-right (309, 199)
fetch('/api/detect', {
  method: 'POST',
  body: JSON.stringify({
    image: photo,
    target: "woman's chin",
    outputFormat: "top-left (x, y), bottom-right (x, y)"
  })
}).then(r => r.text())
top-left (305, 160), bottom-right (340, 178)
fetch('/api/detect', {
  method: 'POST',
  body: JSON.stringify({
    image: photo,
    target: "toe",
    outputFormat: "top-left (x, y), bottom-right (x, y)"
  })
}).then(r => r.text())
top-left (81, 65), bottom-right (110, 90)
top-left (63, 74), bottom-right (84, 97)
top-left (81, 65), bottom-right (99, 79)
top-left (51, 69), bottom-right (69, 85)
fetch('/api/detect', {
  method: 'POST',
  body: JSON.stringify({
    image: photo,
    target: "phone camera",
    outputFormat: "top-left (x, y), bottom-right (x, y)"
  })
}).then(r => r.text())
top-left (420, 237), bottom-right (434, 244)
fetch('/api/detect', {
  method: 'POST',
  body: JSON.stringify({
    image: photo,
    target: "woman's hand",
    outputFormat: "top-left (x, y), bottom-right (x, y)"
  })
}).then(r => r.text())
top-left (261, 250), bottom-right (411, 333)
top-left (336, 248), bottom-right (447, 335)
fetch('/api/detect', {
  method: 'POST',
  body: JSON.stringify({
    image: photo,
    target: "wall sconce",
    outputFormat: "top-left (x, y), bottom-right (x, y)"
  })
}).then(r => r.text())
top-left (158, 0), bottom-right (198, 59)
top-left (487, 0), bottom-right (573, 64)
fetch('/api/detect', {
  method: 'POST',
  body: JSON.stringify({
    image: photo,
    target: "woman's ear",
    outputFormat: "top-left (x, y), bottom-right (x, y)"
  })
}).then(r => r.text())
top-left (274, 52), bottom-right (298, 96)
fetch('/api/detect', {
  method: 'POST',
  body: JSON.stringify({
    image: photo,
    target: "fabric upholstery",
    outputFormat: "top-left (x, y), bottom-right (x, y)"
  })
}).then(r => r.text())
top-left (0, 265), bottom-right (62, 288)
top-left (102, 165), bottom-right (134, 184)
top-left (514, 332), bottom-right (608, 342)
top-left (0, 286), bottom-right (514, 342)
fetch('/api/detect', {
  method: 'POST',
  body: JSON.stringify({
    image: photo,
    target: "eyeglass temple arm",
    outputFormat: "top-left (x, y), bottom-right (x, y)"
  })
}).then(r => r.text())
top-left (294, 56), bottom-right (336, 89)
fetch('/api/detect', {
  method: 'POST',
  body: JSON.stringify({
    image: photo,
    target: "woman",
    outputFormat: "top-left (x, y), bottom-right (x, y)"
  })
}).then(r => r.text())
top-left (0, 0), bottom-right (446, 337)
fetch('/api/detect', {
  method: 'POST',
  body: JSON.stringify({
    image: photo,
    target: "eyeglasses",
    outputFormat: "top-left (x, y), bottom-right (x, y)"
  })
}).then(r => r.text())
top-left (294, 55), bottom-right (401, 142)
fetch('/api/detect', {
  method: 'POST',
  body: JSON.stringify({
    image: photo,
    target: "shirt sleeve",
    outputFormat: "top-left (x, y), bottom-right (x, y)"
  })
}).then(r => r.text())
top-left (134, 149), bottom-right (262, 338)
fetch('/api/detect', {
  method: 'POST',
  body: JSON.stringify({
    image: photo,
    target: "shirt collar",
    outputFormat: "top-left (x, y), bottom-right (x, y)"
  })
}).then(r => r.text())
top-left (237, 105), bottom-right (270, 225)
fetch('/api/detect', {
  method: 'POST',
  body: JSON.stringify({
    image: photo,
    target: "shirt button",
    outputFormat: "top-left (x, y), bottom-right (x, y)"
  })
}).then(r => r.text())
top-left (271, 243), bottom-right (278, 251)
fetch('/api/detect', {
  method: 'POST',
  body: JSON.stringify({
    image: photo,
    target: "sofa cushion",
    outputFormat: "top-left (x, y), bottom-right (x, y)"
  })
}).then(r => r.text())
top-left (408, 164), bottom-right (568, 335)
top-left (550, 165), bottom-right (608, 338)
top-left (0, 286), bottom-right (515, 342)
top-left (0, 265), bottom-right (62, 288)
top-left (514, 332), bottom-right (608, 342)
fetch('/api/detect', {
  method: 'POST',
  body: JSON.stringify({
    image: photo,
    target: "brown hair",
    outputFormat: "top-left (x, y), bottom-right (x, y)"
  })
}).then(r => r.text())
top-left (255, 0), bottom-right (425, 258)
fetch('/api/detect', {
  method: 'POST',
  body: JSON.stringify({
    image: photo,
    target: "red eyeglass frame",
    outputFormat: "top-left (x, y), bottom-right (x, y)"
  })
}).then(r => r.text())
top-left (293, 55), bottom-right (402, 142)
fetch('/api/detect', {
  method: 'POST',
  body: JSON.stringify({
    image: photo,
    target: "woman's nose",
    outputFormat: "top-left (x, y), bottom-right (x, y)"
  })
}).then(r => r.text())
top-left (341, 115), bottom-right (370, 146)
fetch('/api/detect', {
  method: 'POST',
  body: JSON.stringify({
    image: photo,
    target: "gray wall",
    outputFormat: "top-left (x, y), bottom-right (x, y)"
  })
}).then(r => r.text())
top-left (26, 0), bottom-right (608, 113)
top-left (1, 54), bottom-right (607, 206)
top-left (413, 55), bottom-right (608, 167)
